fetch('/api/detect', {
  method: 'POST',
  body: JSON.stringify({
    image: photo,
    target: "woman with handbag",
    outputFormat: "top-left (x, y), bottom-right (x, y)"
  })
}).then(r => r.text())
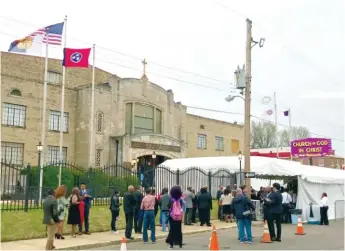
top-left (55, 185), bottom-right (68, 239)
top-left (231, 188), bottom-right (255, 244)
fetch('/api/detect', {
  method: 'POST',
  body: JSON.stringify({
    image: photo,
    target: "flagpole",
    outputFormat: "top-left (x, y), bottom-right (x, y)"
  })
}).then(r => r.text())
top-left (274, 92), bottom-right (279, 158)
top-left (39, 32), bottom-right (49, 203)
top-left (58, 15), bottom-right (67, 186)
top-left (89, 44), bottom-right (96, 167)
top-left (289, 108), bottom-right (292, 161)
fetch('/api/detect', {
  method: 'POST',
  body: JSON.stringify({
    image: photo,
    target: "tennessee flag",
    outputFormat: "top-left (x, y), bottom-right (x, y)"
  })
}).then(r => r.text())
top-left (63, 48), bottom-right (91, 68)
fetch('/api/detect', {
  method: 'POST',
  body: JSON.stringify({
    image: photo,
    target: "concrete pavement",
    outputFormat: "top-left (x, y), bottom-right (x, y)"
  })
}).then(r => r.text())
top-left (1, 220), bottom-right (261, 250)
top-left (92, 220), bottom-right (344, 250)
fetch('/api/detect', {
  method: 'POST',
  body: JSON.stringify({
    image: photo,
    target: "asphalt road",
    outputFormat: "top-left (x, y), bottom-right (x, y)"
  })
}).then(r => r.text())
top-left (89, 220), bottom-right (344, 250)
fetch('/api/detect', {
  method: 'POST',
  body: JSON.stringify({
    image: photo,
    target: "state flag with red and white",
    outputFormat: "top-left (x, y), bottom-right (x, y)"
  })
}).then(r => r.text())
top-left (63, 48), bottom-right (91, 68)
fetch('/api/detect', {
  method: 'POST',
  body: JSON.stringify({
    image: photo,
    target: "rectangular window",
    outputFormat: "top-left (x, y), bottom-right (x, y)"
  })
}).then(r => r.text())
top-left (197, 134), bottom-right (207, 149)
top-left (49, 110), bottom-right (69, 132)
top-left (231, 139), bottom-right (240, 153)
top-left (155, 108), bottom-right (162, 134)
top-left (2, 103), bottom-right (26, 127)
top-left (125, 103), bottom-right (132, 134)
top-left (215, 136), bottom-right (224, 151)
top-left (47, 146), bottom-right (67, 163)
top-left (1, 142), bottom-right (24, 166)
top-left (134, 103), bottom-right (154, 134)
top-left (95, 149), bottom-right (102, 167)
top-left (47, 71), bottom-right (62, 85)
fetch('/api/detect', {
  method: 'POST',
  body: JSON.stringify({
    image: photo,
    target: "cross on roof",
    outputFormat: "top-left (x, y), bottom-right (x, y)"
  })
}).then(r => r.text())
top-left (142, 59), bottom-right (147, 76)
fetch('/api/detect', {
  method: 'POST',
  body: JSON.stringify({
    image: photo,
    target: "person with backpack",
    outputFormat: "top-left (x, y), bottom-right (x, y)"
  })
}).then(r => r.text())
top-left (166, 186), bottom-right (184, 249)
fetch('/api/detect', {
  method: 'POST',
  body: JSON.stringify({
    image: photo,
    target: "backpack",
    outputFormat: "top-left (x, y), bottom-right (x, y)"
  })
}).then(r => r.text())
top-left (170, 199), bottom-right (183, 221)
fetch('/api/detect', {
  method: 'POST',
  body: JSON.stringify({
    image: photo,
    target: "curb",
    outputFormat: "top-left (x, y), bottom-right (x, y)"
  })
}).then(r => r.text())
top-left (57, 222), bottom-right (263, 250)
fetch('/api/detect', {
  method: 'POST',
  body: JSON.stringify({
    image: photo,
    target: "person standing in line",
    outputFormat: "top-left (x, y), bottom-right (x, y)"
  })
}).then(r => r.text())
top-left (79, 182), bottom-right (92, 235)
top-left (141, 188), bottom-right (157, 244)
top-left (166, 186), bottom-right (184, 249)
top-left (183, 186), bottom-right (195, 225)
top-left (159, 188), bottom-right (171, 232)
top-left (110, 190), bottom-right (121, 234)
top-left (231, 188), bottom-right (254, 244)
top-left (152, 189), bottom-right (159, 218)
top-left (197, 186), bottom-right (212, 227)
top-left (123, 185), bottom-right (136, 240)
top-left (67, 187), bottom-right (81, 237)
top-left (264, 183), bottom-right (283, 242)
top-left (320, 192), bottom-right (329, 225)
top-left (281, 187), bottom-right (292, 223)
top-left (134, 186), bottom-right (143, 234)
top-left (55, 185), bottom-right (68, 239)
top-left (220, 188), bottom-right (233, 223)
top-left (216, 185), bottom-right (224, 221)
top-left (43, 189), bottom-right (60, 250)
top-left (191, 189), bottom-right (197, 223)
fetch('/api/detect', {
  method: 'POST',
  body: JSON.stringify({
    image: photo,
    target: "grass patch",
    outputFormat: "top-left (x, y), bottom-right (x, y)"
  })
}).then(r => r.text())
top-left (1, 201), bottom-right (219, 242)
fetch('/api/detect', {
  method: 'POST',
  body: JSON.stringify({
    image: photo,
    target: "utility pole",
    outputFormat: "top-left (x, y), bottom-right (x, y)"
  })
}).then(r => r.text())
top-left (244, 18), bottom-right (252, 195)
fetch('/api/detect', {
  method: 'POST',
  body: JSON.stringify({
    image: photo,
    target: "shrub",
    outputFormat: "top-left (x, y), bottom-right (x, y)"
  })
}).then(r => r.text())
top-left (20, 165), bottom-right (139, 196)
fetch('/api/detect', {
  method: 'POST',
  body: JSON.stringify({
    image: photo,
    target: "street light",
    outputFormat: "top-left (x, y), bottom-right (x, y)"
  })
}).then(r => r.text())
top-left (36, 142), bottom-right (43, 205)
top-left (225, 94), bottom-right (245, 102)
top-left (238, 151), bottom-right (243, 186)
top-left (152, 151), bottom-right (157, 188)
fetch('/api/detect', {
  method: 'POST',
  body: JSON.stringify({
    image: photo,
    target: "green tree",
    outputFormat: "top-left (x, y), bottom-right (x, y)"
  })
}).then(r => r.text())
top-left (251, 121), bottom-right (277, 149)
top-left (279, 126), bottom-right (310, 147)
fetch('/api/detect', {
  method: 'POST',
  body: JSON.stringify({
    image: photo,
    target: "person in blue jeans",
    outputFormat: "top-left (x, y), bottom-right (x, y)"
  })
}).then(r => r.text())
top-left (140, 188), bottom-right (156, 244)
top-left (159, 188), bottom-right (171, 232)
top-left (231, 188), bottom-right (255, 244)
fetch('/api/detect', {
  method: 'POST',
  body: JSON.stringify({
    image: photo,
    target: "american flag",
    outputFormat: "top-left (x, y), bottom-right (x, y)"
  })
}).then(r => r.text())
top-left (30, 22), bottom-right (64, 45)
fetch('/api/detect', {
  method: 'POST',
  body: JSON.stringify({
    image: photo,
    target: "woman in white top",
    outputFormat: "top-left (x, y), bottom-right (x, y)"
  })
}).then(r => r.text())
top-left (220, 189), bottom-right (233, 223)
top-left (319, 192), bottom-right (329, 225)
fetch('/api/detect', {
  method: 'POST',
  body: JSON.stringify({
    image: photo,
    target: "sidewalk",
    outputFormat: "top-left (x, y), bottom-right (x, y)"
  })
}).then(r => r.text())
top-left (1, 221), bottom-right (262, 250)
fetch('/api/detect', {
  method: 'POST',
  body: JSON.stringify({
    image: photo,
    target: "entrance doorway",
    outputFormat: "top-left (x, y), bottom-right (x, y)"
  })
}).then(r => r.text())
top-left (136, 154), bottom-right (170, 189)
top-left (137, 154), bottom-right (168, 167)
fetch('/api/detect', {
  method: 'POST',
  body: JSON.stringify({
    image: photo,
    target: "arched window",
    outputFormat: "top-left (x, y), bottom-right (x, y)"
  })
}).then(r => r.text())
top-left (10, 89), bottom-right (22, 97)
top-left (96, 111), bottom-right (104, 133)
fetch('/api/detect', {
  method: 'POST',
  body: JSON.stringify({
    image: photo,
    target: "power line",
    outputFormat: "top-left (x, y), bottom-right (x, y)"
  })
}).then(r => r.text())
top-left (0, 15), bottom-right (232, 86)
top-left (211, 0), bottom-right (342, 85)
top-left (0, 31), bottom-right (229, 92)
top-left (0, 18), bottom-right (342, 142)
top-left (187, 105), bottom-right (345, 142)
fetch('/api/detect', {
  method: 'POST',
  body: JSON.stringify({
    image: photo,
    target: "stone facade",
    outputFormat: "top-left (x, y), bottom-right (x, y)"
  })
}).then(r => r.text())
top-left (1, 52), bottom-right (244, 167)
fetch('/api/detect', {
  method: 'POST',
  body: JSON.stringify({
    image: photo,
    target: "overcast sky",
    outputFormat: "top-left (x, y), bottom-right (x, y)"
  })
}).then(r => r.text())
top-left (0, 0), bottom-right (344, 156)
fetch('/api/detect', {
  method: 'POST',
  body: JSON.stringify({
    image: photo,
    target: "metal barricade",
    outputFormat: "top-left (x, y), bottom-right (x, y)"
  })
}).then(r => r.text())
top-left (251, 199), bottom-right (263, 221)
top-left (335, 200), bottom-right (344, 220)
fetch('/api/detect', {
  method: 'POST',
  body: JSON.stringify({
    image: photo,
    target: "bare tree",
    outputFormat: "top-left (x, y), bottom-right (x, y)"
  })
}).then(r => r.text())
top-left (279, 126), bottom-right (310, 147)
top-left (251, 121), bottom-right (277, 149)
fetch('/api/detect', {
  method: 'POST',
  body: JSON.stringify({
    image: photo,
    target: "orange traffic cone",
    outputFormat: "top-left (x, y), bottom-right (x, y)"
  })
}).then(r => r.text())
top-left (295, 216), bottom-right (306, 235)
top-left (209, 226), bottom-right (220, 250)
top-left (260, 220), bottom-right (272, 243)
top-left (120, 238), bottom-right (127, 251)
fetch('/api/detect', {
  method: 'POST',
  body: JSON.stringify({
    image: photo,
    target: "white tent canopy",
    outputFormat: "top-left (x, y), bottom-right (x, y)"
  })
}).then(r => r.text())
top-left (160, 156), bottom-right (345, 184)
top-left (160, 156), bottom-right (345, 221)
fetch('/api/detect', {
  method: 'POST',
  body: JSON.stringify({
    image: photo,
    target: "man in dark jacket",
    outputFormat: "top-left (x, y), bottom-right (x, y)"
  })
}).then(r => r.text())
top-left (110, 190), bottom-right (121, 233)
top-left (133, 186), bottom-right (143, 234)
top-left (231, 188), bottom-right (255, 243)
top-left (123, 185), bottom-right (136, 240)
top-left (43, 189), bottom-right (60, 250)
top-left (264, 183), bottom-right (283, 242)
top-left (216, 185), bottom-right (223, 221)
top-left (196, 186), bottom-right (212, 227)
